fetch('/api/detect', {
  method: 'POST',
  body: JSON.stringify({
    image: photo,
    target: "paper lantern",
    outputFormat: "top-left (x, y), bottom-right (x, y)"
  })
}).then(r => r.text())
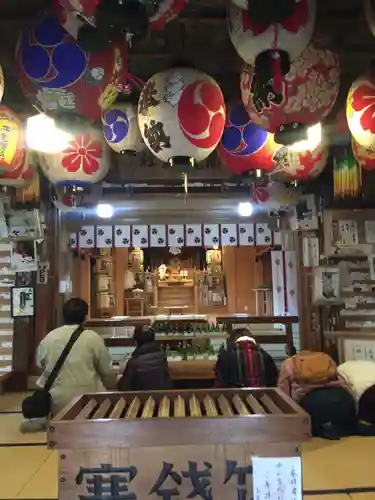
top-left (138, 68), bottom-right (226, 164)
top-left (15, 14), bottom-right (126, 121)
top-left (274, 143), bottom-right (329, 181)
top-left (352, 139), bottom-right (375, 171)
top-left (228, 0), bottom-right (316, 65)
top-left (0, 106), bottom-right (25, 175)
top-left (39, 127), bottom-right (110, 186)
top-left (241, 43), bottom-right (340, 133)
top-left (346, 74), bottom-right (375, 151)
top-left (102, 102), bottom-right (144, 154)
top-left (251, 181), bottom-right (300, 208)
top-left (364, 0), bottom-right (375, 37)
top-left (217, 102), bottom-right (280, 174)
top-left (0, 151), bottom-right (36, 187)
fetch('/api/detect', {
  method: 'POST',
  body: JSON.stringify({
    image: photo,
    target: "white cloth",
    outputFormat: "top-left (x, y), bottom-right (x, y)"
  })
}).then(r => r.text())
top-left (36, 325), bottom-right (113, 415)
top-left (338, 360), bottom-right (375, 402)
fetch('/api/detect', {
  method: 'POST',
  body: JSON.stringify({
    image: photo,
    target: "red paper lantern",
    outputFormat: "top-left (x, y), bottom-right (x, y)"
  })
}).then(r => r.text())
top-left (347, 73), bottom-right (375, 151)
top-left (15, 14), bottom-right (127, 121)
top-left (352, 139), bottom-right (375, 171)
top-left (217, 102), bottom-right (280, 174)
top-left (274, 143), bottom-right (328, 181)
top-left (240, 43), bottom-right (340, 133)
top-left (0, 105), bottom-right (25, 176)
top-left (0, 151), bottom-right (36, 187)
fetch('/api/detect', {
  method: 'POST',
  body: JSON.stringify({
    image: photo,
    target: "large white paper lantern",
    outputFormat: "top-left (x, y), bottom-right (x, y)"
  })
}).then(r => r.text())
top-left (347, 73), bottom-right (375, 151)
top-left (39, 126), bottom-right (110, 186)
top-left (228, 0), bottom-right (316, 67)
top-left (138, 68), bottom-right (226, 164)
top-left (274, 143), bottom-right (328, 181)
top-left (102, 102), bottom-right (144, 154)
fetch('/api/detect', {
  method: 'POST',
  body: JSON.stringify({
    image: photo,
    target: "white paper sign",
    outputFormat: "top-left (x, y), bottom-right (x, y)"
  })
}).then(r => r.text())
top-left (252, 456), bottom-right (302, 500)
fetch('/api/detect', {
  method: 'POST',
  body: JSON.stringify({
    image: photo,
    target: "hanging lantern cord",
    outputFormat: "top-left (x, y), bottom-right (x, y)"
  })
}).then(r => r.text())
top-left (183, 173), bottom-right (188, 204)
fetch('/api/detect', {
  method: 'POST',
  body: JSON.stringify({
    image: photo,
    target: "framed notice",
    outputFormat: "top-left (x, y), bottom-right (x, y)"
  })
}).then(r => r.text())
top-left (313, 266), bottom-right (341, 304)
top-left (11, 286), bottom-right (35, 318)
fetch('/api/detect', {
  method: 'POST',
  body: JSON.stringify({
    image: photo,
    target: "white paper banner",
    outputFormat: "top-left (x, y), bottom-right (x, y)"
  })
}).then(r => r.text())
top-left (69, 233), bottom-right (77, 249)
top-left (132, 225), bottom-right (149, 248)
top-left (238, 223), bottom-right (255, 246)
top-left (285, 250), bottom-right (298, 315)
top-left (114, 225), bottom-right (131, 247)
top-left (167, 225), bottom-right (184, 246)
top-left (96, 226), bottom-right (113, 248)
top-left (79, 226), bottom-right (95, 248)
top-left (203, 224), bottom-right (220, 247)
top-left (185, 224), bottom-right (203, 246)
top-left (256, 223), bottom-right (272, 245)
top-left (221, 224), bottom-right (238, 246)
top-left (150, 225), bottom-right (167, 247)
top-left (271, 250), bottom-right (285, 315)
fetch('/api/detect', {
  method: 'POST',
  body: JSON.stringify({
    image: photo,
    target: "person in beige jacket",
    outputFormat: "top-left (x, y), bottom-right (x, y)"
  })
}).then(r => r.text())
top-left (36, 298), bottom-right (117, 416)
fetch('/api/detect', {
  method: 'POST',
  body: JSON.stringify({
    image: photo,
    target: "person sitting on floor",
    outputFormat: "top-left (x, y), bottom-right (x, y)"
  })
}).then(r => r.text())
top-left (118, 326), bottom-right (172, 391)
top-left (215, 328), bottom-right (278, 388)
top-left (278, 350), bottom-right (357, 439)
top-left (338, 359), bottom-right (375, 435)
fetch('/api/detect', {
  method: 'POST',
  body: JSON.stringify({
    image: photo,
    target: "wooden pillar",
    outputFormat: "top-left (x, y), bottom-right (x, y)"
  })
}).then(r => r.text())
top-left (114, 248), bottom-right (128, 316)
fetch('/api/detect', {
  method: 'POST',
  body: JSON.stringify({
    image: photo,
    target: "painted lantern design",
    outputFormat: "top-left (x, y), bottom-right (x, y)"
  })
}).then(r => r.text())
top-left (0, 150), bottom-right (36, 187)
top-left (228, 0), bottom-right (316, 65)
top-left (0, 106), bottom-right (26, 176)
top-left (102, 102), bottom-right (144, 154)
top-left (58, 0), bottom-right (187, 32)
top-left (0, 65), bottom-right (4, 103)
top-left (240, 43), bottom-right (340, 133)
top-left (39, 127), bottom-right (110, 186)
top-left (138, 68), bottom-right (226, 164)
top-left (15, 15), bottom-right (126, 121)
top-left (352, 139), bottom-right (375, 171)
top-left (217, 102), bottom-right (280, 174)
top-left (273, 143), bottom-right (329, 181)
top-left (347, 74), bottom-right (375, 151)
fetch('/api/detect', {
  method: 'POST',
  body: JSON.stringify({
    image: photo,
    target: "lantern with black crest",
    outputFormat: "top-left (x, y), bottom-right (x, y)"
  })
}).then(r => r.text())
top-left (228, 0), bottom-right (316, 95)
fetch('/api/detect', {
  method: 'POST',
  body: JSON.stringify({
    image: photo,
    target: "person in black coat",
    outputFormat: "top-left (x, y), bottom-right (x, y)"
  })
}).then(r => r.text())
top-left (118, 326), bottom-right (172, 391)
top-left (215, 328), bottom-right (278, 388)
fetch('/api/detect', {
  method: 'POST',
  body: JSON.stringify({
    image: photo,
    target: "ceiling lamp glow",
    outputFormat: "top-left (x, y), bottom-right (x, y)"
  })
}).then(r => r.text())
top-left (96, 204), bottom-right (114, 219)
top-left (289, 123), bottom-right (322, 152)
top-left (238, 202), bottom-right (253, 217)
top-left (26, 114), bottom-right (72, 153)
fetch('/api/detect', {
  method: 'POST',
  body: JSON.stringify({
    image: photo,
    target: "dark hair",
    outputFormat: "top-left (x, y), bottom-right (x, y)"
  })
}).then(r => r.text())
top-left (133, 326), bottom-right (155, 346)
top-left (62, 298), bottom-right (89, 325)
top-left (229, 328), bottom-right (252, 342)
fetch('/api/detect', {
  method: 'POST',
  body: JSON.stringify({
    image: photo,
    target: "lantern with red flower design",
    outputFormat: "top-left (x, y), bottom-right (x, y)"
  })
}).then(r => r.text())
top-left (240, 43), bottom-right (340, 136)
top-left (347, 73), bottom-right (375, 151)
top-left (39, 127), bottom-right (110, 206)
top-left (15, 14), bottom-right (127, 122)
top-left (217, 102), bottom-right (280, 174)
top-left (138, 68), bottom-right (226, 166)
top-left (251, 181), bottom-right (300, 209)
top-left (352, 139), bottom-right (375, 171)
top-left (273, 143), bottom-right (329, 181)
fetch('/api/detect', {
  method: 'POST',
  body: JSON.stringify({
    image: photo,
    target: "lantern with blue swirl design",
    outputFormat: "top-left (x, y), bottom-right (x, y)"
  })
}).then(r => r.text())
top-left (102, 102), bottom-right (144, 154)
top-left (15, 14), bottom-right (126, 121)
top-left (217, 102), bottom-right (280, 174)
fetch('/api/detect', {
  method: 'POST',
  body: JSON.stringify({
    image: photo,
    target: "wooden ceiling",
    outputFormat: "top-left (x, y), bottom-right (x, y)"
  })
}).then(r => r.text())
top-left (0, 0), bottom-right (373, 119)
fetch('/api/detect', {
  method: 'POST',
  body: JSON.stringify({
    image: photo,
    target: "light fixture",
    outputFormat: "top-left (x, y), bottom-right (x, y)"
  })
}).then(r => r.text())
top-left (96, 204), bottom-right (114, 219)
top-left (289, 123), bottom-right (322, 152)
top-left (26, 114), bottom-right (72, 153)
top-left (238, 202), bottom-right (253, 217)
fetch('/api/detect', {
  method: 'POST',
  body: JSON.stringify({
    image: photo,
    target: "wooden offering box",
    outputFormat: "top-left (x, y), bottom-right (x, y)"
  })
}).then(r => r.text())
top-left (50, 388), bottom-right (310, 500)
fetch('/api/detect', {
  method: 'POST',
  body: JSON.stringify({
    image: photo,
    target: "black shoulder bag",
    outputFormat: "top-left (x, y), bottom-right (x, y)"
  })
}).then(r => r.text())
top-left (22, 325), bottom-right (84, 420)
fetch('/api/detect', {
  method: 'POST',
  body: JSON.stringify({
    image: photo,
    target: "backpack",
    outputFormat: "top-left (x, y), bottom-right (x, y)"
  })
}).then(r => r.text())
top-left (293, 351), bottom-right (337, 385)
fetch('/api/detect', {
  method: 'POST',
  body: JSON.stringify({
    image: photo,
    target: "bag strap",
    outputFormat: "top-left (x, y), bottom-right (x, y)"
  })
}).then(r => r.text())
top-left (44, 324), bottom-right (84, 392)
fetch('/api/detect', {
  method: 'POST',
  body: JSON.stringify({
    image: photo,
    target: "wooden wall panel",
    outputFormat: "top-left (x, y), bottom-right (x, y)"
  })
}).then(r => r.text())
top-left (114, 248), bottom-right (128, 317)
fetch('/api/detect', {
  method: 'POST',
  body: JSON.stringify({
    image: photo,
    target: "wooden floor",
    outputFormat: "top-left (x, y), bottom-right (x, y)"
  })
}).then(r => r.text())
top-left (1, 393), bottom-right (375, 499)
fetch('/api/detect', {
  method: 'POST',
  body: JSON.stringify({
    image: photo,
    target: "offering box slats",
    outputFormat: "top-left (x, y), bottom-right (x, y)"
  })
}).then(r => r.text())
top-left (50, 388), bottom-right (310, 449)
top-left (50, 388), bottom-right (310, 500)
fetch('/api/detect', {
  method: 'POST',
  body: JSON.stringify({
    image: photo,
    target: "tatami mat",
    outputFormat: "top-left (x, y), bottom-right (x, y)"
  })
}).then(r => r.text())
top-left (0, 391), bottom-right (28, 412)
